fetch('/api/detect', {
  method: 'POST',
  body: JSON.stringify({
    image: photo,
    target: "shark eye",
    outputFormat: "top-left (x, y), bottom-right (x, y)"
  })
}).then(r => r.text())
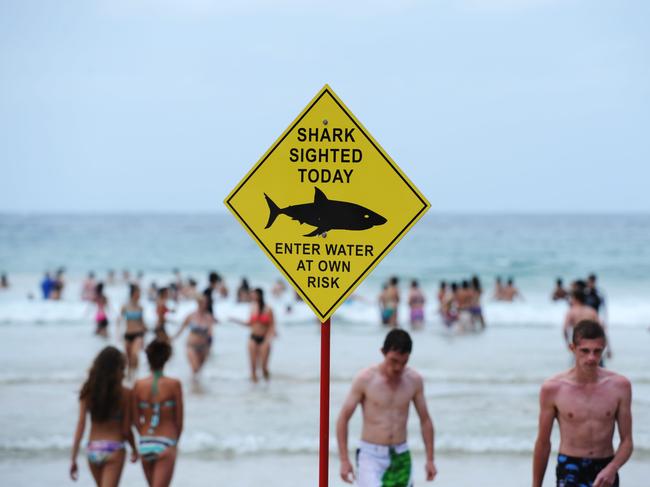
top-left (364, 214), bottom-right (370, 219)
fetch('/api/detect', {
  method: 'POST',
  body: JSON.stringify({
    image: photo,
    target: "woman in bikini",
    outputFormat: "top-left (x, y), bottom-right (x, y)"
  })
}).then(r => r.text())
top-left (230, 288), bottom-right (277, 382)
top-left (132, 339), bottom-right (183, 487)
top-left (94, 282), bottom-right (110, 338)
top-left (70, 346), bottom-right (137, 486)
top-left (174, 295), bottom-right (216, 381)
top-left (155, 287), bottom-right (174, 341)
top-left (119, 284), bottom-right (147, 381)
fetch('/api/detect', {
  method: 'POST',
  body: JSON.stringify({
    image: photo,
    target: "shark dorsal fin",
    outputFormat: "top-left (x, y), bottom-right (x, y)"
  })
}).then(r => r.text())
top-left (313, 187), bottom-right (328, 205)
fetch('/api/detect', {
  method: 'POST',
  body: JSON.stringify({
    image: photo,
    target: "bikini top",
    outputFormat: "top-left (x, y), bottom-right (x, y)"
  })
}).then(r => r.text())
top-left (124, 308), bottom-right (143, 321)
top-left (189, 322), bottom-right (210, 336)
top-left (250, 310), bottom-right (272, 326)
top-left (138, 371), bottom-right (176, 434)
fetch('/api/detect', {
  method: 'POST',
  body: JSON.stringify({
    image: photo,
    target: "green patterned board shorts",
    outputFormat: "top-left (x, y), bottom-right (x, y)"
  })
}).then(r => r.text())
top-left (356, 441), bottom-right (412, 487)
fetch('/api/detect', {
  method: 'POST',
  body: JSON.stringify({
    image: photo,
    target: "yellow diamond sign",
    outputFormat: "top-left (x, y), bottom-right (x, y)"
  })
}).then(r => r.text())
top-left (225, 85), bottom-right (430, 321)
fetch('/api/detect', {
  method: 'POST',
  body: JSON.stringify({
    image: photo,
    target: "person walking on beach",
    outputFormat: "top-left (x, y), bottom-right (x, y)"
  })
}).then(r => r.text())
top-left (174, 295), bottom-right (216, 382)
top-left (229, 288), bottom-right (277, 382)
top-left (119, 284), bottom-right (147, 381)
top-left (133, 339), bottom-right (184, 487)
top-left (336, 329), bottom-right (437, 486)
top-left (70, 346), bottom-right (138, 487)
top-left (532, 320), bottom-right (633, 487)
top-left (407, 280), bottom-right (425, 329)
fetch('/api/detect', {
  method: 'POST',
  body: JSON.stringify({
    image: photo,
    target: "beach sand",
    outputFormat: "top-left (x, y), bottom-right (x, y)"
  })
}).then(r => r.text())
top-left (1, 452), bottom-right (648, 486)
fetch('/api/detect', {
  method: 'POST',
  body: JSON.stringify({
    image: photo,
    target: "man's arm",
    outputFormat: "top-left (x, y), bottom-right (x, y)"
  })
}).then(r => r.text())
top-left (562, 311), bottom-right (572, 346)
top-left (412, 375), bottom-right (436, 482)
top-left (336, 372), bottom-right (365, 484)
top-left (532, 381), bottom-right (556, 487)
top-left (593, 378), bottom-right (633, 487)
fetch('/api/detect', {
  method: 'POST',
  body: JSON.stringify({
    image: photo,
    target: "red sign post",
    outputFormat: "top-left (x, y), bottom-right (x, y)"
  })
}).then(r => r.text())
top-left (319, 318), bottom-right (331, 486)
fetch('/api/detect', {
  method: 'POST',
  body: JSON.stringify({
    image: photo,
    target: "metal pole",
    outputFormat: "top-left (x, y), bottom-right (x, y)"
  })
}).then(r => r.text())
top-left (319, 318), bottom-right (331, 487)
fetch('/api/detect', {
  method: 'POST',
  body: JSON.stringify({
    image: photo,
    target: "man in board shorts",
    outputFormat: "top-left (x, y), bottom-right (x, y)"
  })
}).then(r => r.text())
top-left (533, 320), bottom-right (633, 487)
top-left (336, 329), bottom-right (436, 486)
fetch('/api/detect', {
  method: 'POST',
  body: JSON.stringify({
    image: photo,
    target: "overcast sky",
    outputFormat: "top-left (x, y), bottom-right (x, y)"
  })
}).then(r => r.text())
top-left (1, 0), bottom-right (648, 213)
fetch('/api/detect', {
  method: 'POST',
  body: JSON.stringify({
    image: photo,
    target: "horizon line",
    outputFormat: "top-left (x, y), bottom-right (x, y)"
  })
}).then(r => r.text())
top-left (1, 210), bottom-right (650, 217)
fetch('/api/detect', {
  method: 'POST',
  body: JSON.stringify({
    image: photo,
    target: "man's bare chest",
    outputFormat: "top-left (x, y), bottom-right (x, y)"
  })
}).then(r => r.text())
top-left (556, 387), bottom-right (618, 424)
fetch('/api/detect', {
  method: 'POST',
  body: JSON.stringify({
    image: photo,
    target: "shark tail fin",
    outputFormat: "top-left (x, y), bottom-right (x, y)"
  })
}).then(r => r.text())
top-left (264, 194), bottom-right (282, 229)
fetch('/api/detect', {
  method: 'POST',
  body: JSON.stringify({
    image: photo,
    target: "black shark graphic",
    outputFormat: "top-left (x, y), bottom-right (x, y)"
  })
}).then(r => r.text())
top-left (264, 187), bottom-right (387, 237)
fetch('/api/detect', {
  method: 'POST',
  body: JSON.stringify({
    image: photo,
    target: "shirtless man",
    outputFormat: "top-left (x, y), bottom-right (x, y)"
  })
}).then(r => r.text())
top-left (563, 289), bottom-right (600, 347)
top-left (336, 329), bottom-right (436, 486)
top-left (532, 320), bottom-right (633, 487)
top-left (552, 278), bottom-right (568, 301)
top-left (383, 277), bottom-right (400, 328)
top-left (500, 277), bottom-right (522, 302)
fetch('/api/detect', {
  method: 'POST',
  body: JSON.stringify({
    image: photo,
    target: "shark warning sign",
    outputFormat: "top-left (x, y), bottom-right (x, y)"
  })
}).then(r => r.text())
top-left (225, 85), bottom-right (430, 321)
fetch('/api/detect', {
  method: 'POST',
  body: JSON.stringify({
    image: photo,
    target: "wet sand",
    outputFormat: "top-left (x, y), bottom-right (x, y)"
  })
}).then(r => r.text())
top-left (1, 451), bottom-right (647, 486)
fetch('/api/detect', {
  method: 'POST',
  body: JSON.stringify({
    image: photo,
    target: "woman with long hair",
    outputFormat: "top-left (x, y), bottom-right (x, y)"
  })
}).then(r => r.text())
top-left (174, 295), bottom-right (216, 382)
top-left (230, 288), bottom-right (277, 382)
top-left (70, 346), bottom-right (137, 486)
top-left (133, 339), bottom-right (183, 487)
top-left (119, 284), bottom-right (147, 381)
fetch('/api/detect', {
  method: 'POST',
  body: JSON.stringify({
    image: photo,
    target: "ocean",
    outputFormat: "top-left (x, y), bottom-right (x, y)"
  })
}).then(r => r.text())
top-left (0, 213), bottom-right (648, 486)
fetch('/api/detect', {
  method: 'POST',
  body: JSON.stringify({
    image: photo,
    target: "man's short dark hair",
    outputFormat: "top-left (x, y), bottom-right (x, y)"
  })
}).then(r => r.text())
top-left (382, 329), bottom-right (412, 354)
top-left (209, 271), bottom-right (221, 284)
top-left (572, 288), bottom-right (586, 304)
top-left (572, 320), bottom-right (606, 345)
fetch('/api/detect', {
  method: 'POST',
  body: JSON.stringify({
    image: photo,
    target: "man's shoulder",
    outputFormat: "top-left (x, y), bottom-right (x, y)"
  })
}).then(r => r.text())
top-left (600, 369), bottom-right (631, 389)
top-left (355, 365), bottom-right (379, 384)
top-left (404, 367), bottom-right (423, 384)
top-left (541, 371), bottom-right (570, 393)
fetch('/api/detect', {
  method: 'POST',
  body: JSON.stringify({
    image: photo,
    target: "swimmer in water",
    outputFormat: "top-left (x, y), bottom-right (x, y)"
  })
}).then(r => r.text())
top-left (81, 272), bottom-right (97, 302)
top-left (407, 280), bottom-right (425, 329)
top-left (469, 275), bottom-right (486, 330)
